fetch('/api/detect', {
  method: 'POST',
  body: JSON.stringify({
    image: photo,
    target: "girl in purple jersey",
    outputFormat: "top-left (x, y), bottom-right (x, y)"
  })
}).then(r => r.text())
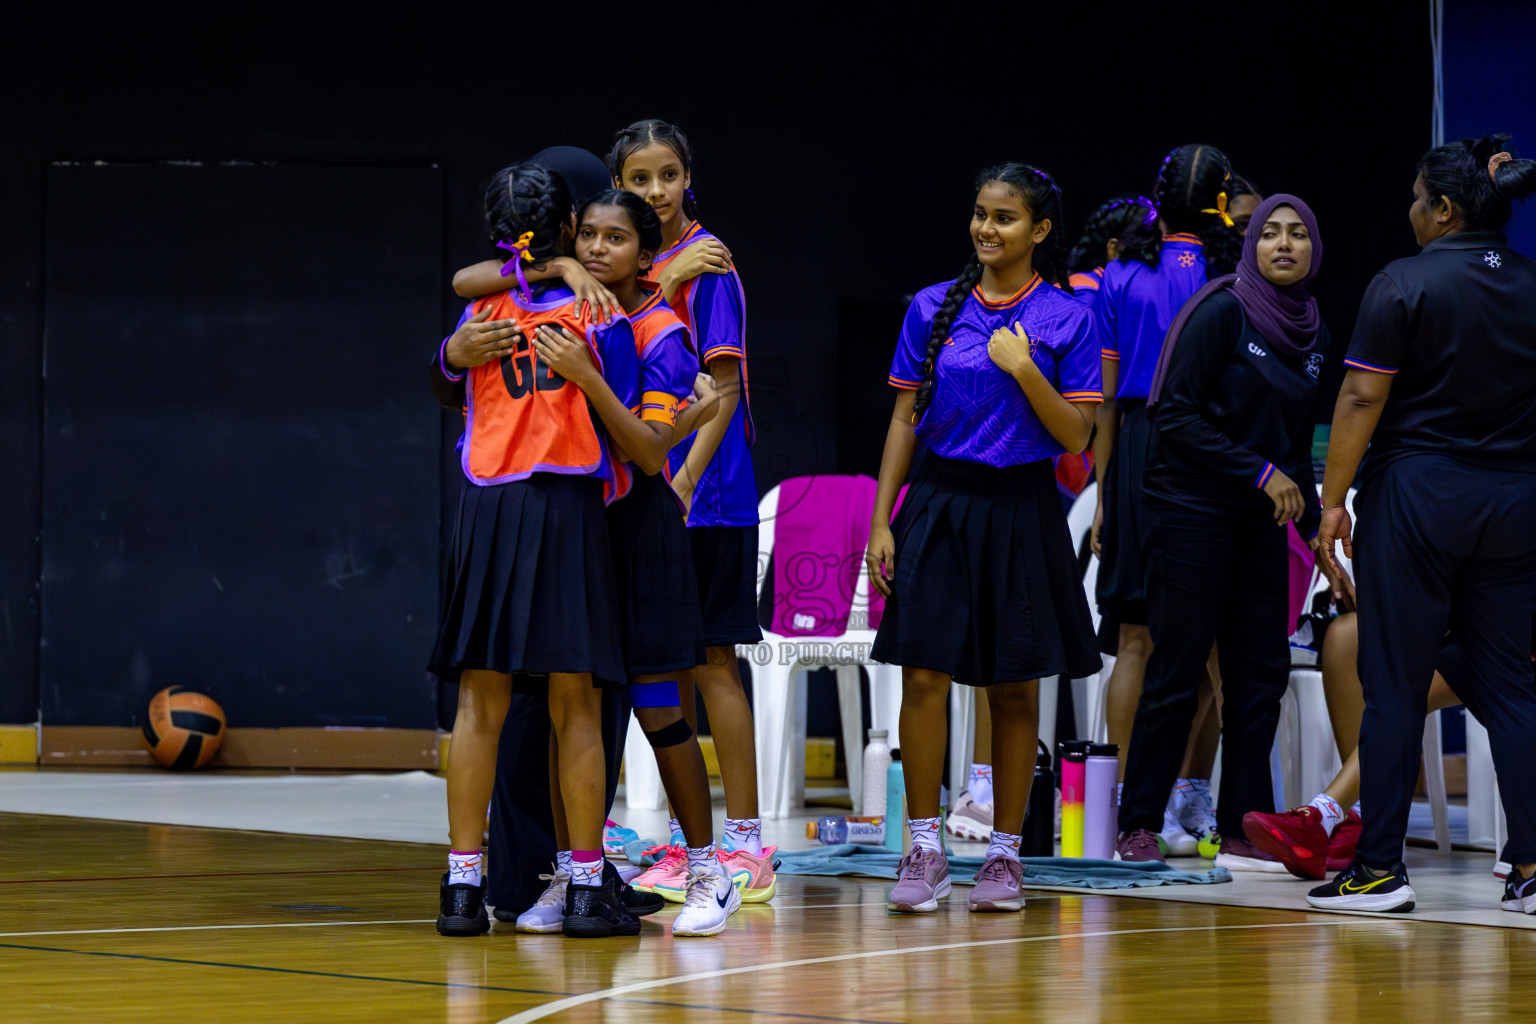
top-left (866, 163), bottom-right (1103, 916)
top-left (1088, 144), bottom-right (1243, 857)
top-left (608, 120), bottom-right (777, 902)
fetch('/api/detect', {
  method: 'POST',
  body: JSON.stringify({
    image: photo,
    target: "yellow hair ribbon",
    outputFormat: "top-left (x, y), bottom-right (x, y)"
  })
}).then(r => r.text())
top-left (1202, 191), bottom-right (1235, 229)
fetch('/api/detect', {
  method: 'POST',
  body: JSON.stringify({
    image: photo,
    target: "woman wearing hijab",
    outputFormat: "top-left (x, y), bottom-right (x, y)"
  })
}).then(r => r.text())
top-left (1115, 194), bottom-right (1333, 866)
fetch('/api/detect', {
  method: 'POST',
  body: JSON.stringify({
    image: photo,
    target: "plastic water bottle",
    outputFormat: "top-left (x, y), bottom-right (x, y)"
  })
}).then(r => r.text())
top-left (861, 729), bottom-right (890, 817)
top-left (805, 815), bottom-right (887, 845)
top-left (1083, 742), bottom-right (1119, 860)
top-left (884, 750), bottom-right (906, 852)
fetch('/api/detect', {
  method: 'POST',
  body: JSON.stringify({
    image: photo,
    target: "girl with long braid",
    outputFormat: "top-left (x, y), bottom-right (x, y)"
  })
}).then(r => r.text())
top-left (866, 163), bottom-right (1102, 915)
top-left (1089, 144), bottom-right (1242, 857)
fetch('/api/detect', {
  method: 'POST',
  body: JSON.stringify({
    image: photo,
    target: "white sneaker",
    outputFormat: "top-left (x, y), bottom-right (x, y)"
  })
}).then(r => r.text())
top-left (671, 864), bottom-right (740, 937)
top-left (514, 870), bottom-right (568, 933)
top-left (1160, 802), bottom-right (1197, 857)
top-left (1176, 784), bottom-right (1219, 845)
top-left (945, 790), bottom-right (994, 841)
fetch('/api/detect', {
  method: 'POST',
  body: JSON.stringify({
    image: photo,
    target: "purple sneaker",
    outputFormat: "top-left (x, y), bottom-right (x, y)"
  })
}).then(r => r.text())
top-left (968, 855), bottom-right (1025, 912)
top-left (886, 846), bottom-right (951, 913)
top-left (1117, 828), bottom-right (1165, 863)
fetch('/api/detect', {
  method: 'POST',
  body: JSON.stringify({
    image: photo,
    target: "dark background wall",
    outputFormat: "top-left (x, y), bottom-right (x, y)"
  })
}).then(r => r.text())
top-left (3, 1), bottom-right (1511, 728)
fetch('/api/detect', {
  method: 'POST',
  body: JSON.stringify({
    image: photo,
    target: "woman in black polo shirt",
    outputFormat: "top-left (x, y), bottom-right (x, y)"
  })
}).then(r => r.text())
top-left (1309, 134), bottom-right (1536, 914)
top-left (1115, 194), bottom-right (1330, 865)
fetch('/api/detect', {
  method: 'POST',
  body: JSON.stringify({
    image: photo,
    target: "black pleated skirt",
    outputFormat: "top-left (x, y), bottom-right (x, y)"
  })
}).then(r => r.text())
top-left (1096, 401), bottom-right (1154, 650)
top-left (429, 475), bottom-right (626, 686)
top-left (608, 471), bottom-right (708, 677)
top-left (689, 524), bottom-right (765, 648)
top-left (871, 453), bottom-right (1101, 686)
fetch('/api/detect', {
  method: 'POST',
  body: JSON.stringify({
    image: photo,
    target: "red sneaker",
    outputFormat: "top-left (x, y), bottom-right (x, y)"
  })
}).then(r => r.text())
top-left (1242, 806), bottom-right (1330, 880)
top-left (1326, 809), bottom-right (1361, 871)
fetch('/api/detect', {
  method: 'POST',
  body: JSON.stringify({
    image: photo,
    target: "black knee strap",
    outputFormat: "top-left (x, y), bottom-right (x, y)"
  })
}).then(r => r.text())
top-left (643, 718), bottom-right (694, 749)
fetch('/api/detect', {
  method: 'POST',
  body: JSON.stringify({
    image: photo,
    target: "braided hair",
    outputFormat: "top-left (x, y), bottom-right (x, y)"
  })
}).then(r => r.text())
top-left (609, 119), bottom-right (700, 220)
top-left (1118, 143), bottom-right (1243, 277)
top-left (484, 162), bottom-right (573, 267)
top-left (578, 188), bottom-right (665, 255)
top-left (1419, 133), bottom-right (1536, 231)
top-left (912, 163), bottom-right (1068, 421)
top-left (1067, 196), bottom-right (1157, 274)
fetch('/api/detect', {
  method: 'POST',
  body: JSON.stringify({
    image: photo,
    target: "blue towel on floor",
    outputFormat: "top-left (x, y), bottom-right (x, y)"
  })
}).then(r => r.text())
top-left (775, 845), bottom-right (1230, 887)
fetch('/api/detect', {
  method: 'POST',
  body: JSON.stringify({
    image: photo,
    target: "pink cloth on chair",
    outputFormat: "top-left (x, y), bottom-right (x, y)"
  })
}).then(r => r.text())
top-left (1287, 522), bottom-right (1314, 629)
top-left (769, 477), bottom-right (908, 637)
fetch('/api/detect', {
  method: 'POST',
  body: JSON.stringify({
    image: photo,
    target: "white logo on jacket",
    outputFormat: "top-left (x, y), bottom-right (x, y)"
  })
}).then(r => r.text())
top-left (1248, 341), bottom-right (1267, 358)
top-left (1306, 353), bottom-right (1323, 378)
top-left (1485, 250), bottom-right (1503, 268)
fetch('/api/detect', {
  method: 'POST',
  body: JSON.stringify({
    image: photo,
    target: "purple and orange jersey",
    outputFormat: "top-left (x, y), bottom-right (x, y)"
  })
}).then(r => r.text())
top-left (645, 222), bottom-right (759, 527)
top-left (1068, 266), bottom-right (1105, 310)
top-left (888, 272), bottom-right (1102, 469)
top-left (440, 285), bottom-right (639, 500)
top-left (606, 288), bottom-right (699, 503)
top-left (1092, 234), bottom-right (1208, 404)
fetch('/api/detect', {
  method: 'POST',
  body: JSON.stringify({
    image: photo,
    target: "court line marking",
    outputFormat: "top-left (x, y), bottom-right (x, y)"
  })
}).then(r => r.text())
top-left (0, 919), bottom-right (435, 939)
top-left (495, 917), bottom-right (1381, 1023)
top-left (0, 866), bottom-right (439, 886)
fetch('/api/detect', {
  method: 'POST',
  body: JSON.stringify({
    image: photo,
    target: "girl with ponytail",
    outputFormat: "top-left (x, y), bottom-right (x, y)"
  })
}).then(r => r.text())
top-left (865, 163), bottom-right (1102, 916)
top-left (429, 162), bottom-right (646, 939)
top-left (1087, 143), bottom-right (1242, 858)
top-left (1309, 134), bottom-right (1536, 912)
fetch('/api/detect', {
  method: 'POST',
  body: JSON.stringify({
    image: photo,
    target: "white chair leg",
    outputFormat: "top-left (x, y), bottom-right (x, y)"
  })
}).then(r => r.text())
top-left (1037, 675), bottom-right (1058, 759)
top-left (867, 664), bottom-right (903, 736)
top-left (948, 684), bottom-right (975, 810)
top-left (623, 714), bottom-right (666, 811)
top-left (752, 661), bottom-right (807, 819)
top-left (835, 666), bottom-right (865, 814)
top-left (1466, 712), bottom-right (1500, 850)
top-left (1423, 712), bottom-right (1451, 854)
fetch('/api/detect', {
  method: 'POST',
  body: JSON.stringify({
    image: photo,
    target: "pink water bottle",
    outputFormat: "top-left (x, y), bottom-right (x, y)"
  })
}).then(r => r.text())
top-left (1058, 741), bottom-right (1088, 857)
top-left (1083, 743), bottom-right (1119, 860)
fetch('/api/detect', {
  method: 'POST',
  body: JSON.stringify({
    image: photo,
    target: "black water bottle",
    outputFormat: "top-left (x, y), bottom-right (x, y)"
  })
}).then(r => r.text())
top-left (1021, 741), bottom-right (1056, 857)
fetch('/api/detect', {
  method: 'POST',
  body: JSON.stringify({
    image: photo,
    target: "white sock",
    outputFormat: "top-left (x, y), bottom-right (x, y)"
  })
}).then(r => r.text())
top-left (570, 852), bottom-right (603, 887)
top-left (968, 763), bottom-right (994, 806)
top-left (448, 850), bottom-right (483, 887)
top-left (909, 816), bottom-right (943, 853)
top-left (1309, 794), bottom-right (1345, 836)
top-left (686, 844), bottom-right (718, 875)
top-left (724, 817), bottom-right (764, 856)
top-left (669, 817), bottom-right (685, 846)
top-left (1352, 801), bottom-right (1361, 815)
top-left (987, 829), bottom-right (1023, 862)
top-left (556, 850), bottom-right (573, 877)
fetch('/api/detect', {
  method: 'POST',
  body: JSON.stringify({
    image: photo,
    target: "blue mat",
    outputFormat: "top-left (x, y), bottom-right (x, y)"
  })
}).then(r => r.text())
top-left (776, 845), bottom-right (1230, 888)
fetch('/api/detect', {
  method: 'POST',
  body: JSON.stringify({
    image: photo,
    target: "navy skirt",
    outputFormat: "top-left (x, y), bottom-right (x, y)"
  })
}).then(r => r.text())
top-left (871, 453), bottom-right (1101, 687)
top-left (429, 475), bottom-right (627, 686)
top-left (1096, 401), bottom-right (1154, 649)
top-left (689, 524), bottom-right (765, 648)
top-left (609, 471), bottom-right (708, 677)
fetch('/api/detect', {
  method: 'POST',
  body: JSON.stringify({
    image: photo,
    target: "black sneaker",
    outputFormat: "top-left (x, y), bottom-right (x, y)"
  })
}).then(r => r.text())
top-left (1501, 866), bottom-right (1536, 914)
top-left (437, 873), bottom-right (489, 935)
top-left (607, 859), bottom-right (665, 917)
top-left (563, 875), bottom-right (642, 938)
top-left (1306, 861), bottom-right (1415, 913)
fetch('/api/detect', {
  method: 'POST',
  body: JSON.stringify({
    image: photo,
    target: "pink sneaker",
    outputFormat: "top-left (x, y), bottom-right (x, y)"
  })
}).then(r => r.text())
top-left (968, 854), bottom-right (1025, 912)
top-left (656, 845), bottom-right (778, 904)
top-left (628, 845), bottom-right (686, 893)
top-left (887, 847), bottom-right (951, 913)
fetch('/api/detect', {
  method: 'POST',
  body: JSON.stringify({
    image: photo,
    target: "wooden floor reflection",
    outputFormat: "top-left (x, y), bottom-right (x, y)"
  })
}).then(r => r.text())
top-left (1, 811), bottom-right (1530, 1023)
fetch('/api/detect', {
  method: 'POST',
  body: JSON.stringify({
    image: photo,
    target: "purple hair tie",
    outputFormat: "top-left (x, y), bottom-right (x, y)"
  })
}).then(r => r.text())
top-left (496, 230), bottom-right (536, 301)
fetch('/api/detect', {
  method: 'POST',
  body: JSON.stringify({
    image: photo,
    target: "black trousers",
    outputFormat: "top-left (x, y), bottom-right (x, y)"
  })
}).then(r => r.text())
top-left (1119, 498), bottom-right (1291, 839)
top-left (485, 684), bottom-right (631, 915)
top-left (1354, 455), bottom-right (1536, 868)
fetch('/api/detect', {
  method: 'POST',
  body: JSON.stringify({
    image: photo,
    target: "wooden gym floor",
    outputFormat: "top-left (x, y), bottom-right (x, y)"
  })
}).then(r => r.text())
top-left (1, 809), bottom-right (1532, 1023)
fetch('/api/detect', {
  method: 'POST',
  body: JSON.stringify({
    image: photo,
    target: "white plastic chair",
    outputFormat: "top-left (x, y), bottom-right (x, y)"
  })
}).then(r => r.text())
top-left (743, 481), bottom-right (904, 819)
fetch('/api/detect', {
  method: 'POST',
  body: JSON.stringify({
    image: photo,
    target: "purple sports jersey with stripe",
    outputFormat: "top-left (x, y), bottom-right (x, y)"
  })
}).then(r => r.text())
top-left (889, 273), bottom-right (1102, 468)
top-left (607, 287), bottom-right (698, 504)
top-left (1092, 234), bottom-right (1208, 403)
top-left (648, 223), bottom-right (759, 527)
